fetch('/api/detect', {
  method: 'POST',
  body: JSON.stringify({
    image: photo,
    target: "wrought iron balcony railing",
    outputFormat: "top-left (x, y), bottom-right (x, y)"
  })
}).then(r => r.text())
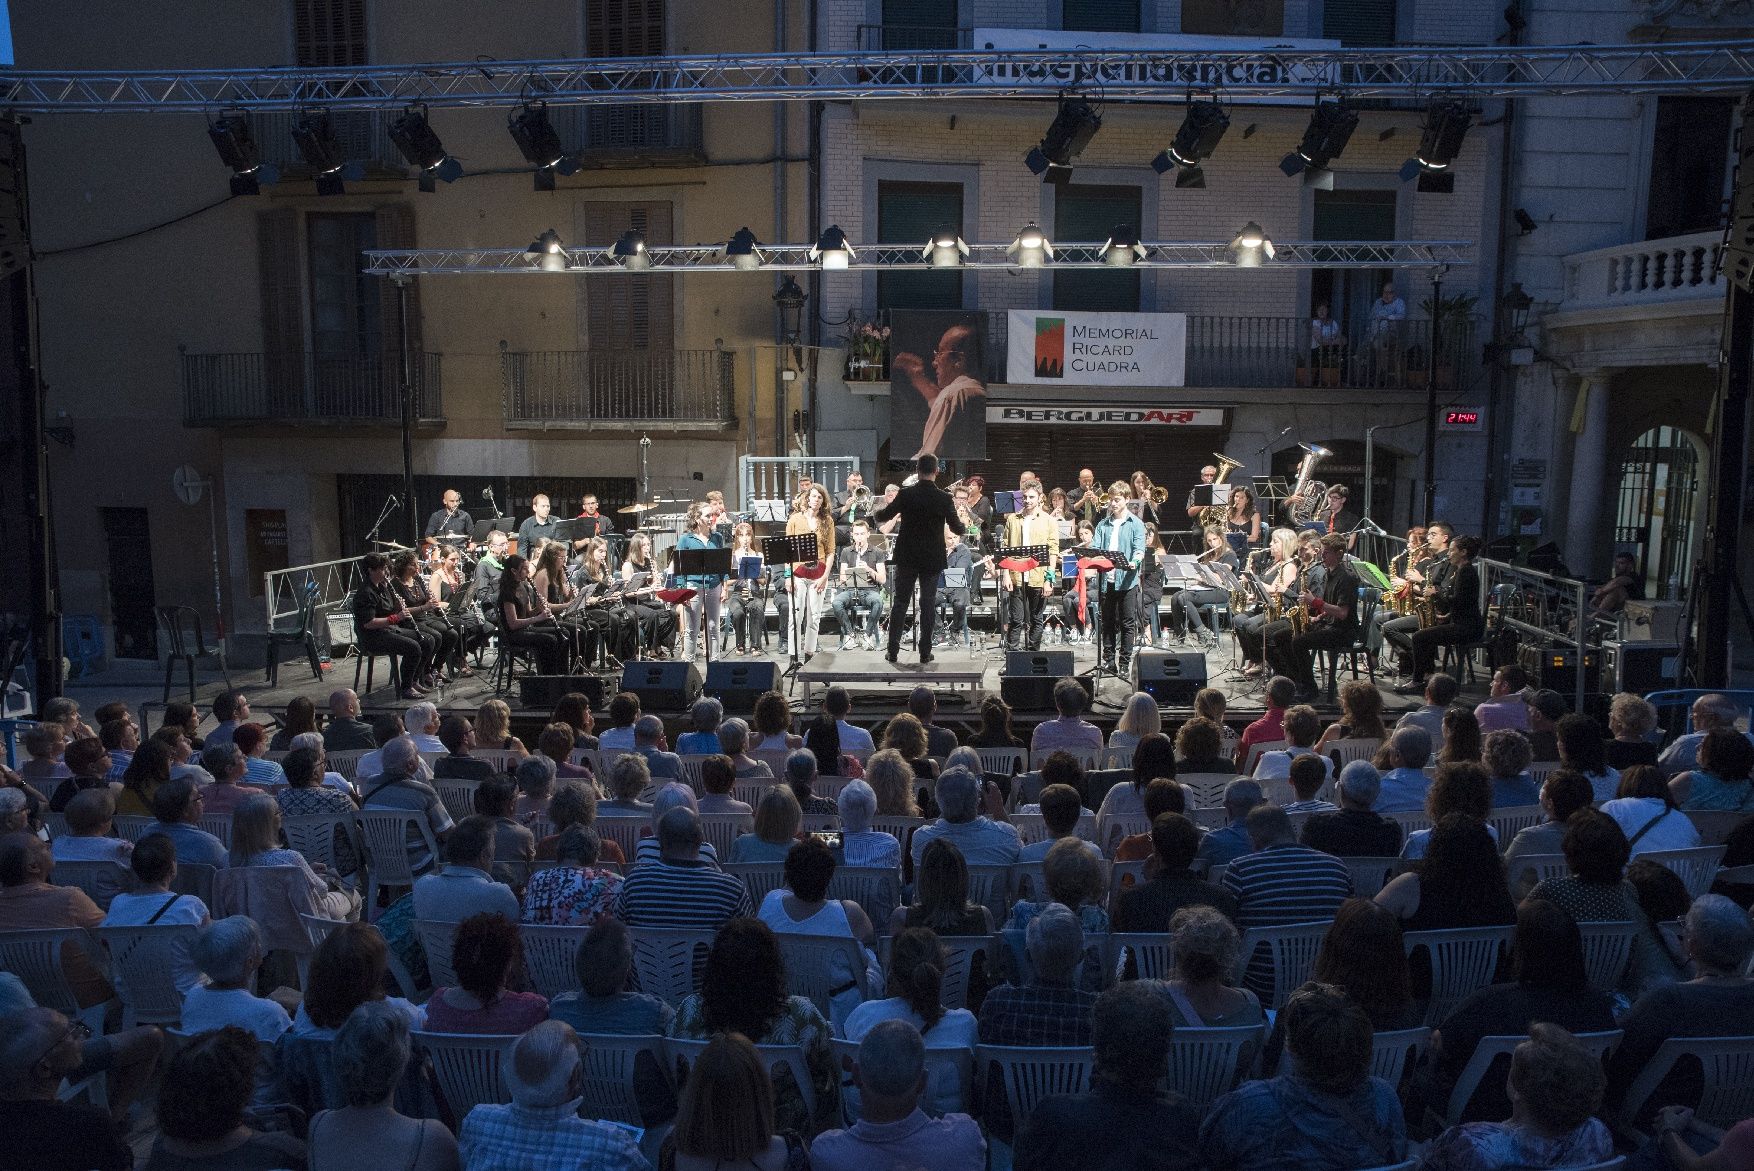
top-left (181, 350), bottom-right (443, 425)
top-left (500, 347), bottom-right (736, 428)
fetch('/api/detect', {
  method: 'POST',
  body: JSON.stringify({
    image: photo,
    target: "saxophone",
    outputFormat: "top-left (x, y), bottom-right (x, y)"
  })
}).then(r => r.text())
top-left (1197, 453), bottom-right (1246, 529)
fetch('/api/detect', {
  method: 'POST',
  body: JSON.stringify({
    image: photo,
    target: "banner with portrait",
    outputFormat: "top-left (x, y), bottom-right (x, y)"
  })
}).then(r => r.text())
top-left (887, 309), bottom-right (989, 462)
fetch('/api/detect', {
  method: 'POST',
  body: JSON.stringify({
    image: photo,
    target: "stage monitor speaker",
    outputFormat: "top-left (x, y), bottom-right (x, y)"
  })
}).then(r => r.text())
top-left (620, 660), bottom-right (702, 711)
top-left (1130, 651), bottom-right (1208, 705)
top-left (518, 675), bottom-right (606, 711)
top-left (1000, 650), bottom-right (1077, 710)
top-left (704, 660), bottom-right (779, 714)
top-left (1517, 644), bottom-right (1598, 695)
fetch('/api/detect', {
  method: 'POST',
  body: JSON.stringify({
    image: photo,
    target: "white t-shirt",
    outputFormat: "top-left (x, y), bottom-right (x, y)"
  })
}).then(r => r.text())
top-left (836, 721), bottom-right (875, 753)
top-left (1252, 745), bottom-right (1334, 783)
top-left (181, 984), bottom-right (292, 1041)
top-left (101, 890), bottom-right (210, 992)
top-left (841, 997), bottom-right (978, 1116)
top-left (1600, 797), bottom-right (1702, 856)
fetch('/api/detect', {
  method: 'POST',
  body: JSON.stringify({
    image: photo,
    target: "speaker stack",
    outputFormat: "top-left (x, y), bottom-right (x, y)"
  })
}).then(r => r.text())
top-left (619, 660), bottom-right (703, 710)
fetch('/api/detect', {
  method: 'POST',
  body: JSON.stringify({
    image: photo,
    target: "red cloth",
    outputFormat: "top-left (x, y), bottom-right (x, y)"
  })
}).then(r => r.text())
top-left (1073, 556), bottom-right (1116, 624)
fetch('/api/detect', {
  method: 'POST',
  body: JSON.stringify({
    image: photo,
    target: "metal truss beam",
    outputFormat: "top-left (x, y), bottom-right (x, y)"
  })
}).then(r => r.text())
top-left (361, 240), bottom-right (1473, 275)
top-left (5, 42), bottom-right (1754, 113)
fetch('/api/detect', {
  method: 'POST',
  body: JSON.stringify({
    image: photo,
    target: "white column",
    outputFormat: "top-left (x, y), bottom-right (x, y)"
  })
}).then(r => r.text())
top-left (1564, 370), bottom-right (1611, 569)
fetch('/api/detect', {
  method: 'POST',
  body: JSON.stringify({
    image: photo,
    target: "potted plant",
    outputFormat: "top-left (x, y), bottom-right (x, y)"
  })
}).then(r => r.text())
top-left (843, 318), bottom-right (891, 382)
top-left (1420, 292), bottom-right (1477, 390)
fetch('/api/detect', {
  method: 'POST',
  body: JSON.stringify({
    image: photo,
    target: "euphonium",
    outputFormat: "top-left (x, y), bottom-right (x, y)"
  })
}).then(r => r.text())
top-left (1197, 452), bottom-right (1246, 529)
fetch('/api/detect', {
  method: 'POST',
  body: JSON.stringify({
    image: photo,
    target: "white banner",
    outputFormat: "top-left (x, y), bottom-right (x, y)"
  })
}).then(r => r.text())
top-left (987, 405), bottom-right (1224, 426)
top-left (1005, 310), bottom-right (1187, 387)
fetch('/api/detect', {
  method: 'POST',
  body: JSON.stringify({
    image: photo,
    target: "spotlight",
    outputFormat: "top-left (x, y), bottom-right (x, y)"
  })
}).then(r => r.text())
top-left (1399, 100), bottom-right (1472, 181)
top-left (612, 230), bottom-right (650, 270)
top-left (526, 229), bottom-right (568, 272)
top-left (207, 112), bottom-right (278, 196)
top-left (389, 103), bottom-right (463, 191)
top-left (1230, 221), bottom-right (1276, 267)
top-left (509, 100), bottom-right (579, 191)
top-left (809, 225), bottom-right (856, 270)
top-left (723, 227), bottom-right (764, 270)
top-left (1102, 224), bottom-right (1147, 267)
top-left (292, 110), bottom-right (358, 196)
top-left (923, 228), bottom-right (969, 268)
top-left (1006, 223), bottom-right (1054, 268)
top-left (1151, 99), bottom-right (1229, 183)
top-left (1024, 96), bottom-right (1102, 184)
top-left (1515, 208), bottom-right (1538, 235)
top-left (1280, 99), bottom-right (1359, 176)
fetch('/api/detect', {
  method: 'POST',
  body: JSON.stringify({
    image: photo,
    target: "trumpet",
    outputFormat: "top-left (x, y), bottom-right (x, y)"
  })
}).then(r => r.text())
top-left (1148, 485), bottom-right (1169, 505)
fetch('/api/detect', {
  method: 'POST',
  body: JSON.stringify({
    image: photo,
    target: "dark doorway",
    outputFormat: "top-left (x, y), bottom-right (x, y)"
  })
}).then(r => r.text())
top-left (101, 507), bottom-right (157, 659)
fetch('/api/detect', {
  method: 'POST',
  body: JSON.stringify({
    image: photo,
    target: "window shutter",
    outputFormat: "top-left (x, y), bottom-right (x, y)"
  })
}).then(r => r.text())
top-left (1052, 184), bottom-right (1142, 312)
top-left (257, 208), bottom-right (306, 416)
top-left (294, 0), bottom-right (368, 67)
top-left (583, 200), bottom-right (673, 351)
top-left (1321, 0), bottom-right (1394, 46)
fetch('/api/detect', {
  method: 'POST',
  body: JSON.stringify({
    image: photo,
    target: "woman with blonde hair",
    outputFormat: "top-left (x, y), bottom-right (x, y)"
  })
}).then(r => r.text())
top-left (731, 785), bottom-right (803, 863)
top-left (230, 791), bottom-right (360, 921)
top-left (1108, 691), bottom-right (1162, 754)
top-left (473, 699), bottom-right (526, 756)
top-left (865, 748), bottom-right (921, 817)
top-left (1605, 692), bottom-right (1660, 771)
top-left (783, 484), bottom-right (836, 662)
top-left (1234, 525), bottom-right (1300, 675)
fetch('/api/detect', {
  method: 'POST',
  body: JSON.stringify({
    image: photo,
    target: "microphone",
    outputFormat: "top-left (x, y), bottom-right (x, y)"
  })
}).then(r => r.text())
top-left (481, 489), bottom-right (493, 502)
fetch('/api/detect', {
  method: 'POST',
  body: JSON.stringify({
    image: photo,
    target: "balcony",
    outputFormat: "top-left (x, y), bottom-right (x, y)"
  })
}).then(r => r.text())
top-left (1543, 230), bottom-right (1725, 368)
top-left (500, 348), bottom-right (736, 430)
top-left (558, 104), bottom-right (705, 167)
top-left (855, 24), bottom-right (973, 50)
top-left (1561, 231), bottom-right (1723, 314)
top-left (181, 351), bottom-right (444, 426)
top-left (840, 309), bottom-right (1478, 391)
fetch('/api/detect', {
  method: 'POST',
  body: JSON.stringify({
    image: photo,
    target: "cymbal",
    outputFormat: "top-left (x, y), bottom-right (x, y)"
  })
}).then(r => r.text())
top-left (617, 500), bottom-right (662, 514)
top-left (373, 540), bottom-right (412, 550)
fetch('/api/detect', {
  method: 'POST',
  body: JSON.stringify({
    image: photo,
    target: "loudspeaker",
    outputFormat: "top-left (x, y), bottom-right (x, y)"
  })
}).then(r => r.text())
top-left (1518, 644), bottom-right (1598, 694)
top-left (1130, 651), bottom-right (1208, 705)
top-left (619, 660), bottom-right (702, 711)
top-left (518, 675), bottom-right (606, 710)
top-left (704, 660), bottom-right (779, 714)
top-left (1000, 650), bottom-right (1077, 710)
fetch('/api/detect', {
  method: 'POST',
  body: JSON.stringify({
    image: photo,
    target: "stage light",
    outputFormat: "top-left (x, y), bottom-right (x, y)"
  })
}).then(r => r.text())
top-left (1006, 223), bottom-right (1054, 268)
top-left (810, 225), bottom-right (856, 270)
top-left (723, 227), bottom-right (764, 270)
top-left (1102, 224), bottom-right (1148, 267)
top-left (526, 229), bottom-right (568, 272)
top-left (208, 112), bottom-right (278, 196)
top-left (1280, 99), bottom-right (1359, 176)
top-left (389, 103), bottom-right (463, 191)
top-left (1151, 99), bottom-right (1229, 184)
top-left (612, 230), bottom-right (650, 270)
top-left (924, 228), bottom-right (969, 268)
top-left (1399, 100), bottom-right (1472, 181)
top-left (292, 110), bottom-right (353, 196)
top-left (509, 100), bottom-right (579, 191)
top-left (1024, 96), bottom-right (1101, 184)
top-left (1230, 221), bottom-right (1276, 267)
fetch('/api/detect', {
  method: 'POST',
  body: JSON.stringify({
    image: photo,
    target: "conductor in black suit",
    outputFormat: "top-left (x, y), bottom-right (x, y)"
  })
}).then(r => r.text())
top-left (873, 454), bottom-right (966, 665)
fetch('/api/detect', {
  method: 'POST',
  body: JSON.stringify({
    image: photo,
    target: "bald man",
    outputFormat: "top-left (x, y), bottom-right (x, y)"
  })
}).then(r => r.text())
top-left (893, 322), bottom-right (987, 459)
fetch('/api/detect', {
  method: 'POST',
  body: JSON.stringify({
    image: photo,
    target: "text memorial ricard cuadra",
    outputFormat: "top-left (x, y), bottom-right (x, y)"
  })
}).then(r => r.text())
top-left (1063, 323), bottom-right (1158, 375)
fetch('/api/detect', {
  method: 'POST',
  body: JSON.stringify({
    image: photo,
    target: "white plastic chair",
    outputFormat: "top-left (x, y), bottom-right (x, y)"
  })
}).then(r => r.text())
top-left (281, 813), bottom-right (362, 886)
top-left (1030, 746), bottom-right (1100, 772)
top-left (1167, 1024), bottom-right (1263, 1111)
top-left (50, 859), bottom-right (134, 910)
top-left (1503, 852), bottom-right (1571, 893)
top-left (1369, 1025), bottom-right (1432, 1088)
top-left (676, 755), bottom-right (712, 795)
top-left (775, 932), bottom-right (873, 1018)
top-left (628, 926), bottom-right (718, 1006)
top-left (413, 1030), bottom-right (515, 1122)
top-left (431, 778), bottom-right (481, 824)
top-left (1444, 1030), bottom-right (1622, 1126)
top-left (1104, 932), bottom-right (1176, 981)
top-left (1099, 812), bottom-right (1151, 857)
top-left (1176, 773), bottom-right (1237, 808)
top-left (1242, 741), bottom-right (1287, 775)
top-left (575, 1032), bottom-right (672, 1127)
top-left (324, 749), bottom-right (368, 780)
top-left (1386, 809), bottom-right (1433, 836)
top-left (471, 748), bottom-right (522, 773)
top-left (930, 934), bottom-right (998, 1010)
top-left (1527, 761), bottom-right (1562, 784)
top-left (730, 778), bottom-right (773, 808)
top-left (415, 919), bottom-right (462, 990)
top-left (1327, 737), bottom-right (1381, 766)
top-left (963, 864), bottom-right (1011, 925)
top-left (519, 923), bottom-right (594, 1001)
top-left (825, 866), bottom-right (902, 934)
top-left (1341, 856), bottom-right (1407, 899)
top-left (213, 865), bottom-right (324, 986)
top-left (196, 814), bottom-right (234, 847)
top-left (1485, 804), bottom-right (1546, 844)
top-left (1098, 745), bottom-right (1134, 770)
top-left (977, 1045), bottom-right (1093, 1133)
top-left (594, 816), bottom-right (647, 864)
top-left (1577, 920), bottom-right (1639, 994)
top-left (97, 923), bottom-right (199, 1028)
top-left (698, 813), bottom-right (754, 859)
top-left (1686, 810), bottom-right (1747, 847)
top-left (828, 1037), bottom-right (973, 1124)
top-left (976, 747), bottom-right (1026, 778)
top-left (667, 1035), bottom-right (818, 1123)
top-left (1402, 925), bottom-right (1515, 1026)
top-left (723, 861), bottom-right (788, 906)
top-left (42, 812), bottom-right (70, 839)
top-left (355, 809), bottom-right (440, 918)
top-left (112, 814), bottom-right (155, 842)
top-left (1618, 1034), bottom-right (1754, 1137)
top-left (1641, 844), bottom-right (1729, 900)
top-left (1238, 920), bottom-right (1332, 1012)
top-left (0, 927), bottom-right (112, 1034)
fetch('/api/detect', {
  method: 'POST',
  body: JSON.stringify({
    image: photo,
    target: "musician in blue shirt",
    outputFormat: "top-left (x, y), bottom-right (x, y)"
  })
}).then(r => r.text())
top-left (675, 502), bottom-right (728, 663)
top-left (1092, 483), bottom-right (1147, 674)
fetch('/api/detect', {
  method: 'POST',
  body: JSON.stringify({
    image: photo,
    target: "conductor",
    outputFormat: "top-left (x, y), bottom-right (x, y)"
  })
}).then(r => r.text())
top-left (873, 453), bottom-right (966, 666)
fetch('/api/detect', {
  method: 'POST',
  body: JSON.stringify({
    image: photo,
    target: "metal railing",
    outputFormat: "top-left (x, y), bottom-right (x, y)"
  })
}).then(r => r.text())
top-left (262, 555), bottom-right (369, 638)
top-left (1561, 230), bottom-right (1723, 313)
top-left (855, 24), bottom-right (973, 50)
top-left (182, 351), bottom-right (444, 425)
top-left (500, 347), bottom-right (735, 428)
top-left (738, 456), bottom-right (861, 513)
top-left (559, 103), bottom-right (704, 162)
top-left (1479, 557), bottom-right (1592, 712)
top-left (841, 308), bottom-right (1478, 390)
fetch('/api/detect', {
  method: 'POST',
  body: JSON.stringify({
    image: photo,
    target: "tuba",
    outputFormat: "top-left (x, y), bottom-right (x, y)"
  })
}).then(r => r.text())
top-left (1197, 453), bottom-right (1246, 529)
top-left (1287, 443), bottom-right (1333, 525)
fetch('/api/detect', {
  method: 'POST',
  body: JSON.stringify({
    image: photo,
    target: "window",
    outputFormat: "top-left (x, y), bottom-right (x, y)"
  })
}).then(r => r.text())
top-left (583, 201), bottom-right (674, 350)
top-left (1322, 0), bottom-right (1394, 46)
top-left (880, 0), bottom-right (959, 49)
top-left (877, 181), bottom-right (964, 311)
top-left (1053, 184), bottom-right (1142, 312)
top-left (1311, 189), bottom-right (1397, 337)
top-left (585, 0), bottom-right (663, 54)
top-left (1062, 0), bottom-right (1140, 32)
top-left (294, 0), bottom-right (367, 67)
top-left (1181, 0), bottom-right (1283, 36)
top-left (583, 0), bottom-right (679, 152)
top-left (307, 213), bottom-right (381, 360)
top-left (1646, 97), bottom-right (1734, 241)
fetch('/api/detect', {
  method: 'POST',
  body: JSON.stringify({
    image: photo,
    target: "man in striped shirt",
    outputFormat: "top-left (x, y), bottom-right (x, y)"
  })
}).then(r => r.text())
top-left (614, 807), bottom-right (751, 929)
top-left (1222, 804), bottom-right (1352, 998)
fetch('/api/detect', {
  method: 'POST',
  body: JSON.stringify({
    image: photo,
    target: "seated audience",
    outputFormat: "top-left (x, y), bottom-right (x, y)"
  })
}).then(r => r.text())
top-left (1430, 898), bottom-right (1616, 1123)
top-left (0, 832), bottom-right (111, 1007)
top-left (890, 838), bottom-right (994, 937)
top-left (512, 754), bottom-right (558, 825)
top-left (1107, 691), bottom-right (1161, 755)
top-left (1670, 727), bottom-right (1754, 812)
top-left (675, 697), bottom-right (724, 756)
top-left (835, 778), bottom-right (899, 868)
top-left (813, 1018), bottom-right (985, 1171)
top-left (1019, 782), bottom-right (1100, 863)
top-left (231, 792), bottom-right (360, 921)
top-left (1281, 754), bottom-right (1337, 814)
top-left (411, 815), bottom-right (519, 924)
top-left (1009, 835), bottom-right (1108, 936)
top-left (1161, 905), bottom-right (1263, 1027)
top-left (1252, 705), bottom-right (1333, 784)
top-left (101, 833), bottom-right (210, 993)
top-left (1029, 678), bottom-right (1103, 755)
top-left (1374, 725), bottom-right (1433, 812)
top-left (1557, 712), bottom-right (1620, 802)
top-left (1112, 777), bottom-right (1187, 864)
top-left (616, 808), bottom-right (752, 930)
top-left (534, 781), bottom-right (626, 867)
top-left (1423, 1023), bottom-right (1614, 1171)
top-left (667, 1031), bottom-right (811, 1171)
top-left (1503, 769), bottom-right (1596, 896)
top-left (1194, 778), bottom-right (1266, 870)
top-left (632, 714), bottom-right (681, 781)
top-left (145, 1026), bottom-right (308, 1171)
top-left (546, 918), bottom-right (675, 1125)
top-left (720, 717), bottom-right (774, 780)
top-left (402, 701), bottom-right (444, 754)
top-left (1234, 677), bottom-right (1294, 772)
top-left (1602, 763), bottom-right (1702, 855)
top-left (732, 785), bottom-right (804, 864)
top-left (423, 912), bottom-right (548, 1034)
top-left (0, 1007), bottom-right (138, 1170)
top-left (292, 921), bottom-right (425, 1038)
top-left (1484, 729), bottom-right (1539, 808)
top-left (1015, 982), bottom-right (1202, 1171)
top-left (865, 749), bottom-right (921, 818)
top-left (181, 915), bottom-right (292, 1041)
top-left (1115, 811), bottom-right (1237, 930)
top-left (881, 713), bottom-right (938, 788)
top-left (473, 698), bottom-right (526, 756)
top-left (49, 788), bottom-right (131, 908)
top-left (1605, 692), bottom-right (1661, 771)
top-left (234, 723), bottom-right (286, 789)
top-left (521, 825), bottom-right (621, 926)
top-left (472, 775), bottom-right (536, 888)
top-left (698, 754), bottom-right (753, 815)
top-left (783, 748), bottom-right (838, 815)
top-left (458, 1021), bottom-right (646, 1171)
top-left (1199, 983), bottom-right (1407, 1171)
top-left (1097, 735), bottom-right (1171, 832)
top-left (430, 715), bottom-right (496, 784)
top-left (1526, 808), bottom-right (1667, 997)
top-left (1657, 692), bottom-right (1747, 778)
top-left (269, 696), bottom-right (320, 752)
top-left (18, 721), bottom-right (70, 788)
top-left (47, 736), bottom-right (114, 812)
top-left (599, 753), bottom-right (656, 820)
top-left (841, 927), bottom-right (978, 1116)
top-left (359, 737), bottom-right (454, 874)
top-left (753, 690), bottom-right (803, 753)
top-left (598, 691), bottom-right (641, 753)
top-left (669, 918), bottom-right (836, 1135)
top-left (757, 837), bottom-right (880, 1028)
top-left (1300, 761), bottom-right (1404, 857)
top-left (909, 767), bottom-right (1020, 870)
top-left (1399, 762), bottom-right (1498, 860)
top-left (1474, 665), bottom-right (1532, 732)
top-left (1224, 805), bottom-right (1352, 996)
top-left (1174, 715), bottom-right (1237, 776)
top-left (1315, 679), bottom-right (1389, 753)
top-left (537, 719), bottom-right (590, 782)
top-left (146, 775), bottom-right (229, 868)
top-left (307, 999), bottom-right (459, 1171)
top-left (1378, 814), bottom-right (1517, 932)
top-left (115, 736), bottom-right (170, 816)
top-left (1439, 706), bottom-right (1483, 767)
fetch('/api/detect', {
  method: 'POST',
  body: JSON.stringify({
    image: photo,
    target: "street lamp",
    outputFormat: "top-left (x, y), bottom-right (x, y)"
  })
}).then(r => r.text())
top-left (772, 276), bottom-right (806, 343)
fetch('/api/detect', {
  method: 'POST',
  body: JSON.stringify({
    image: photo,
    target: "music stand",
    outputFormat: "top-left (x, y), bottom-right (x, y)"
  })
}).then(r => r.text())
top-left (993, 491), bottom-right (1026, 517)
top-left (470, 516), bottom-right (517, 544)
top-left (762, 534), bottom-right (820, 669)
top-left (751, 499), bottom-right (790, 523)
top-left (1063, 542), bottom-right (1132, 689)
top-left (547, 519), bottom-right (588, 548)
top-left (674, 548), bottom-right (735, 578)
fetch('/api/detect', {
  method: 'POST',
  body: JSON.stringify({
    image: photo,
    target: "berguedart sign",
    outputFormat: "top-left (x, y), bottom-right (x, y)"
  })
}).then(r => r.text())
top-left (1005, 310), bottom-right (1188, 387)
top-left (986, 405), bottom-right (1223, 426)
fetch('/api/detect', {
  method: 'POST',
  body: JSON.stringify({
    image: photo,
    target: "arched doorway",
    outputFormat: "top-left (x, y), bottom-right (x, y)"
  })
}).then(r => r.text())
top-left (1613, 426), bottom-right (1704, 600)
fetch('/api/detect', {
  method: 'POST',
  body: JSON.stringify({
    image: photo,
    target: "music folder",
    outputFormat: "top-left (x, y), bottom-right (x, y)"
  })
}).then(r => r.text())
top-left (469, 516), bottom-right (517, 543)
top-left (674, 548), bottom-right (735, 578)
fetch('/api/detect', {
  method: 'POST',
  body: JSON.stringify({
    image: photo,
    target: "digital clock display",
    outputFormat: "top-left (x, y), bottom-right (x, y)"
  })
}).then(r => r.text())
top-left (1440, 407), bottom-right (1486, 432)
top-left (1445, 410), bottom-right (1480, 425)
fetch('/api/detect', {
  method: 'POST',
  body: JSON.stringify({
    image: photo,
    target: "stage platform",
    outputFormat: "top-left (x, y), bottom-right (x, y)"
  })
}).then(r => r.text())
top-left (792, 649), bottom-right (985, 704)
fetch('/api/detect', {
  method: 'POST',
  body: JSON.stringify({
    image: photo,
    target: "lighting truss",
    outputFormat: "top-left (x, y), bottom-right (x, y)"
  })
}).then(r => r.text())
top-left (3, 42), bottom-right (1754, 112)
top-left (361, 239), bottom-right (1474, 276)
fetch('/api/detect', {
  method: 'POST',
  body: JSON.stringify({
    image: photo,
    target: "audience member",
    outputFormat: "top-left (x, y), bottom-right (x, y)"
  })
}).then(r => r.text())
top-left (631, 714), bottom-right (681, 781)
top-left (322, 689), bottom-right (376, 751)
top-left (1503, 769), bottom-right (1596, 896)
top-left (1162, 905), bottom-right (1263, 1027)
top-left (968, 694), bottom-right (1025, 751)
top-left (357, 715), bottom-right (411, 784)
top-left (473, 775), bottom-right (536, 887)
top-left (1374, 725), bottom-right (1433, 812)
top-left (1108, 691), bottom-right (1161, 755)
top-left (891, 838), bottom-right (995, 937)
top-left (144, 775), bottom-right (229, 868)
top-left (431, 715), bottom-right (496, 783)
top-left (813, 1018), bottom-right (985, 1171)
top-left (752, 690), bottom-right (803, 752)
top-left (824, 686), bottom-right (876, 753)
top-left (292, 922), bottom-right (425, 1038)
top-left (18, 721), bottom-right (71, 789)
top-left (1526, 808), bottom-right (1668, 998)
top-left (1282, 754), bottom-right (1337, 814)
top-left (1224, 805), bottom-right (1352, 996)
top-left (473, 698), bottom-right (527, 755)
top-left (1604, 693), bottom-right (1661, 771)
top-left (269, 696), bottom-right (319, 752)
top-left (458, 1021), bottom-right (647, 1171)
top-left (1114, 811), bottom-right (1237, 930)
top-left (181, 915), bottom-right (292, 1041)
top-left (47, 736), bottom-right (115, 812)
top-left (145, 1025), bottom-right (308, 1171)
top-left (536, 719), bottom-right (589, 782)
top-left (598, 692), bottom-right (642, 753)
top-left (732, 785), bottom-right (804, 863)
top-left (835, 778), bottom-right (899, 867)
top-left (360, 737), bottom-right (454, 874)
top-left (544, 918), bottom-right (675, 1124)
top-left (1483, 729), bottom-right (1538, 807)
top-left (720, 717), bottom-right (774, 780)
top-left (521, 825), bottom-right (621, 926)
top-left (1194, 778), bottom-right (1265, 869)
top-left (411, 815), bottom-right (519, 923)
top-left (1474, 665), bottom-right (1532, 732)
top-left (533, 781), bottom-right (626, 867)
top-left (906, 685), bottom-right (960, 758)
top-left (842, 928), bottom-right (978, 1116)
top-left (0, 1007), bottom-right (138, 1170)
top-left (1378, 814), bottom-right (1516, 936)
top-left (1300, 761), bottom-right (1403, 857)
top-left (1656, 692), bottom-right (1747, 778)
top-left (234, 723), bottom-right (286, 788)
top-left (783, 748), bottom-right (838, 815)
top-left (1111, 777), bottom-right (1186, 863)
top-left (697, 754), bottom-right (751, 816)
top-left (307, 999), bottom-right (458, 1171)
top-left (1399, 761), bottom-right (1497, 860)
top-left (1020, 782), bottom-right (1100, 863)
top-left (1095, 736), bottom-right (1168, 841)
top-left (423, 912), bottom-right (548, 1033)
top-left (115, 736), bottom-right (171, 816)
top-left (617, 808), bottom-right (751, 929)
top-left (1602, 764), bottom-right (1701, 855)
top-left (0, 832), bottom-right (112, 1008)
top-left (757, 837), bottom-right (880, 1028)
top-left (667, 1030), bottom-right (810, 1171)
top-left (1029, 678), bottom-right (1103, 755)
top-left (881, 713), bottom-right (938, 785)
top-left (1174, 716), bottom-right (1235, 775)
top-left (1557, 713), bottom-right (1620, 802)
top-left (1524, 688), bottom-right (1566, 761)
top-left (101, 832), bottom-right (211, 992)
top-left (513, 754), bottom-right (558, 826)
top-left (909, 767), bottom-right (1020, 869)
top-left (1392, 673), bottom-right (1457, 744)
top-left (231, 792), bottom-right (360, 921)
top-left (1670, 727), bottom-right (1754, 812)
top-left (1252, 705), bottom-right (1333, 784)
top-left (49, 788), bottom-right (131, 907)
top-left (1234, 676), bottom-right (1295, 771)
top-left (1439, 706), bottom-right (1484, 767)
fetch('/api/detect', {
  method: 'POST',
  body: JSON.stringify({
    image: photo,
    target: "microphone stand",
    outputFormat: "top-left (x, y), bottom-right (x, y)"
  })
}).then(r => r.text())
top-left (365, 494), bottom-right (398, 548)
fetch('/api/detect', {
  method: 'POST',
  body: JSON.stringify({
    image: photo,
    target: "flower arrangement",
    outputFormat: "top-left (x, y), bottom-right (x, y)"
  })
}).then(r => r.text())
top-left (844, 318), bottom-right (891, 380)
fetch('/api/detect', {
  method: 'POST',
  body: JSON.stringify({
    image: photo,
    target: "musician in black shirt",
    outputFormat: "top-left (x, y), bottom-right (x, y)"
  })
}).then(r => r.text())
top-left (1404, 535), bottom-right (1485, 691)
top-left (350, 552), bottom-right (433, 699)
top-left (1381, 521), bottom-right (1452, 675)
top-left (423, 489), bottom-right (474, 544)
top-left (1266, 533), bottom-right (1360, 701)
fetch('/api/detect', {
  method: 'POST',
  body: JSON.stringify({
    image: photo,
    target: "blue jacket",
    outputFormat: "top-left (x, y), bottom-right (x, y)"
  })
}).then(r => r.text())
top-left (1091, 512), bottom-right (1147, 592)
